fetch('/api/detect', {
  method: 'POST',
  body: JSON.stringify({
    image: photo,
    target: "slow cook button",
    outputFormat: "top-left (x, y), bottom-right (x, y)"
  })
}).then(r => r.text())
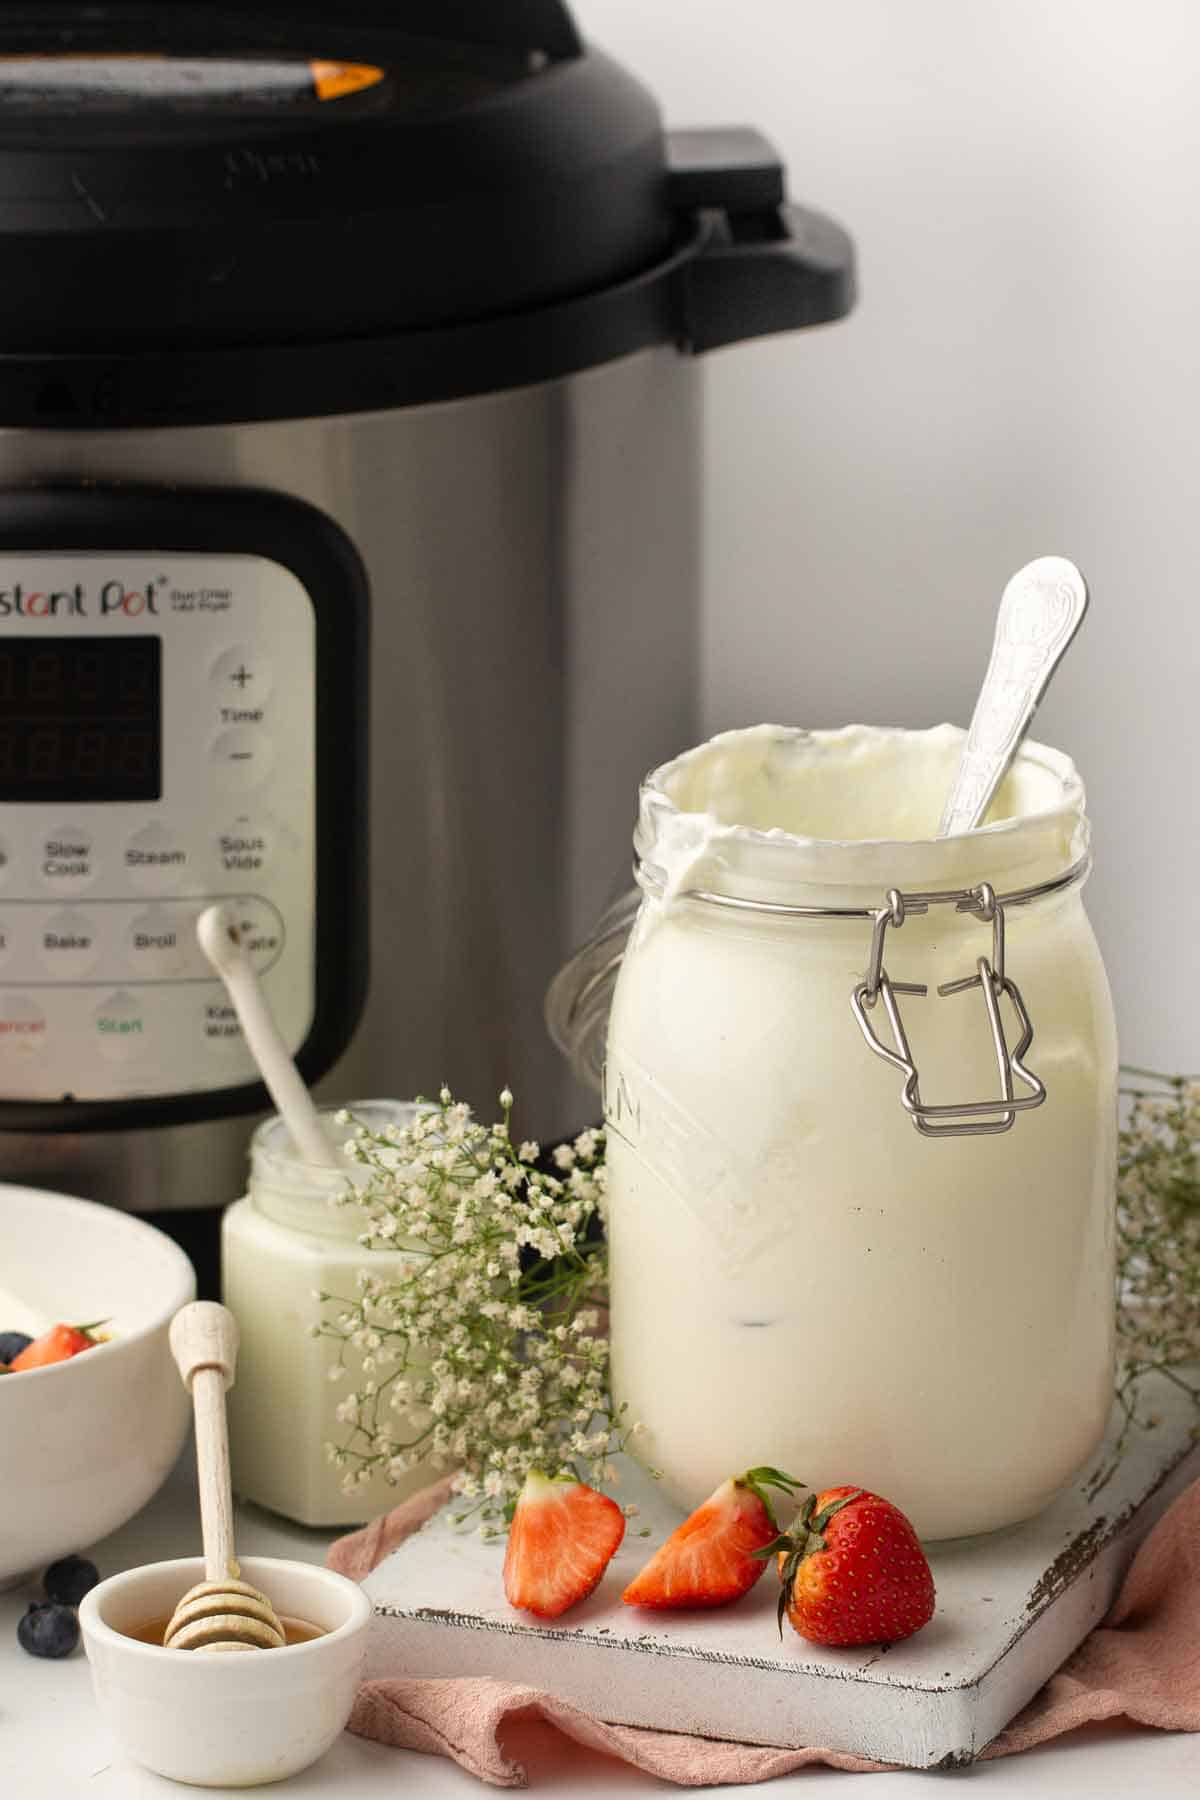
top-left (126, 822), bottom-right (188, 892)
top-left (211, 728), bottom-right (273, 792)
top-left (0, 993), bottom-right (47, 1059)
top-left (41, 909), bottom-right (99, 978)
top-left (40, 825), bottom-right (95, 891)
top-left (94, 991), bottom-right (147, 1063)
top-left (223, 897), bottom-right (284, 974)
top-left (210, 644), bottom-right (273, 706)
top-left (216, 818), bottom-right (273, 876)
top-left (127, 908), bottom-right (183, 977)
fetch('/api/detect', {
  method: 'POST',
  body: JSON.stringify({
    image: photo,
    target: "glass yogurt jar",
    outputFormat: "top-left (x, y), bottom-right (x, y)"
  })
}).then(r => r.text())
top-left (552, 724), bottom-right (1118, 1540)
top-left (223, 1100), bottom-right (431, 1528)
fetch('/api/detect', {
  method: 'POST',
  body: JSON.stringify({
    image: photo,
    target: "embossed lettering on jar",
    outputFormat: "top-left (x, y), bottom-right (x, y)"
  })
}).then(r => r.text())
top-left (602, 725), bottom-right (1117, 1540)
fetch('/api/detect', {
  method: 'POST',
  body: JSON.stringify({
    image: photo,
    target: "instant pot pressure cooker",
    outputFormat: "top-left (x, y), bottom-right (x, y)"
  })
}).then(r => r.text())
top-left (0, 0), bottom-right (854, 1215)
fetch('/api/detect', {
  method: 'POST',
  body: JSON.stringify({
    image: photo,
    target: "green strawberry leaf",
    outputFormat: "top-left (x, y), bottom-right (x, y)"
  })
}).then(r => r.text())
top-left (737, 1467), bottom-right (807, 1529)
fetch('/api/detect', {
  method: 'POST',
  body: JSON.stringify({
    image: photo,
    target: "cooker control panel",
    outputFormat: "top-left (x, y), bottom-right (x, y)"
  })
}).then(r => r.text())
top-left (0, 552), bottom-right (315, 1103)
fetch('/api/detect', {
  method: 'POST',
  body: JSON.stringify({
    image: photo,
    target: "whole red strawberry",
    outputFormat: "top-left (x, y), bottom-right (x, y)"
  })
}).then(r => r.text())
top-left (622, 1467), bottom-right (804, 1610)
top-left (503, 1470), bottom-right (625, 1618)
top-left (763, 1486), bottom-right (935, 1646)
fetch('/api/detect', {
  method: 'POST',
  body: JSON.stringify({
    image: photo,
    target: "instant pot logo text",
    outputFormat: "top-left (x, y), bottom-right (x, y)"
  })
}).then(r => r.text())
top-left (0, 578), bottom-right (161, 618)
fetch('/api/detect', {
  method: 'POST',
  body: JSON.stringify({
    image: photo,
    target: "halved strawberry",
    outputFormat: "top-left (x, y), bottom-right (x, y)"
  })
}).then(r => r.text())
top-left (503, 1470), bottom-right (625, 1618)
top-left (9, 1322), bottom-right (103, 1372)
top-left (762, 1485), bottom-right (935, 1646)
top-left (622, 1467), bottom-right (804, 1610)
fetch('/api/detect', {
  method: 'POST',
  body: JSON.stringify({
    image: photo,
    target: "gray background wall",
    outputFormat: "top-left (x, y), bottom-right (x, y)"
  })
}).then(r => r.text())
top-left (584, 0), bottom-right (1199, 1071)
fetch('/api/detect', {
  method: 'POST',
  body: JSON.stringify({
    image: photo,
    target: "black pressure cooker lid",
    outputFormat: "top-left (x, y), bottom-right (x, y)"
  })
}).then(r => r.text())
top-left (0, 1), bottom-right (856, 426)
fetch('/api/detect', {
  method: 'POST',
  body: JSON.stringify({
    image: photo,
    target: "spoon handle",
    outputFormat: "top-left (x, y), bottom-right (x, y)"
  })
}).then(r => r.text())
top-left (938, 556), bottom-right (1089, 837)
top-left (170, 1302), bottom-right (240, 1585)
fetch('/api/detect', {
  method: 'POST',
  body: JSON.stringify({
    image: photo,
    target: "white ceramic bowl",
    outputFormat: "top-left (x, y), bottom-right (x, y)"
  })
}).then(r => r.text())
top-left (0, 1185), bottom-right (195, 1585)
top-left (81, 1555), bottom-right (372, 1787)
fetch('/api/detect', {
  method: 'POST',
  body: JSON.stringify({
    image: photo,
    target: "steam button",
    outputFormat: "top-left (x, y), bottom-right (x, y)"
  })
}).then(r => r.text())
top-left (126, 822), bottom-right (188, 893)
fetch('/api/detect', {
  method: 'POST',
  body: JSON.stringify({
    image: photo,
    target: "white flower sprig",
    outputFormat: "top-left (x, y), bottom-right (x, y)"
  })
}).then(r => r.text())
top-left (1090, 1066), bottom-right (1200, 1494)
top-left (313, 1089), bottom-right (638, 1527)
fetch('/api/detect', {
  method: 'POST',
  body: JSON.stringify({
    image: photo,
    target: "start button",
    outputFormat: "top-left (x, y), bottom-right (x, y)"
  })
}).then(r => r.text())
top-left (94, 990), bottom-right (147, 1063)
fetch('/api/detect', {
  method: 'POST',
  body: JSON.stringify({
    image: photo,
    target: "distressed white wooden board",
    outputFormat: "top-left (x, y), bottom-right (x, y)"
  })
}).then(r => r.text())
top-left (363, 1372), bottom-right (1200, 1771)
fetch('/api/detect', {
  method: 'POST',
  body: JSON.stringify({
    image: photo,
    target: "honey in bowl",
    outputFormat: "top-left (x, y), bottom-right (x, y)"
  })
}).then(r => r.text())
top-left (124, 1613), bottom-right (326, 1647)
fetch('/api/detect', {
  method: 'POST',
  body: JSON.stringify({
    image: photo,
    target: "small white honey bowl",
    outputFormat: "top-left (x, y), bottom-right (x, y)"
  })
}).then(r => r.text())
top-left (80, 1554), bottom-right (371, 1787)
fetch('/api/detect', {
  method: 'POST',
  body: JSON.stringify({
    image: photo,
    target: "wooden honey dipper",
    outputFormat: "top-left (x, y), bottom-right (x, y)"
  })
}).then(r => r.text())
top-left (166, 1302), bottom-right (286, 1653)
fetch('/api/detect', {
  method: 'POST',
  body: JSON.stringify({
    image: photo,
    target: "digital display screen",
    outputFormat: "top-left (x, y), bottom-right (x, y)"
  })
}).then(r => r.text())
top-left (0, 637), bottom-right (161, 802)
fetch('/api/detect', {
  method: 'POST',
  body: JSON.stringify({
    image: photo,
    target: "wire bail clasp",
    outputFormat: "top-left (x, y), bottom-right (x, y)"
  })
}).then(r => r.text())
top-left (850, 882), bottom-right (1047, 1137)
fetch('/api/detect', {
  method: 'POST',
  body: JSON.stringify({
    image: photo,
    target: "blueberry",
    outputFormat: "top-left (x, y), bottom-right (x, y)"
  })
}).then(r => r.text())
top-left (0, 1329), bottom-right (32, 1365)
top-left (17, 1602), bottom-right (80, 1659)
top-left (43, 1554), bottom-right (100, 1607)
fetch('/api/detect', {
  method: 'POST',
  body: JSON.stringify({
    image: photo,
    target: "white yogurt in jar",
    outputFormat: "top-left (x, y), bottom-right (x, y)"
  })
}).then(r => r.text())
top-left (604, 725), bottom-right (1117, 1540)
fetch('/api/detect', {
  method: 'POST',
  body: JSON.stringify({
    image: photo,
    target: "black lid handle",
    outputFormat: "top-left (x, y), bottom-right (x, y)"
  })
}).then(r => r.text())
top-left (667, 129), bottom-right (857, 352)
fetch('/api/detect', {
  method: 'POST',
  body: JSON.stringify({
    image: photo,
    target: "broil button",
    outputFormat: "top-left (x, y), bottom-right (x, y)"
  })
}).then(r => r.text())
top-left (127, 908), bottom-right (183, 977)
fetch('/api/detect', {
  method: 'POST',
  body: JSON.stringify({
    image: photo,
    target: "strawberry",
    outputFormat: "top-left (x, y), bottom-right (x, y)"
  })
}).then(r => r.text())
top-left (762, 1485), bottom-right (935, 1646)
top-left (9, 1321), bottom-right (104, 1372)
top-left (622, 1467), bottom-right (804, 1610)
top-left (503, 1470), bottom-right (625, 1618)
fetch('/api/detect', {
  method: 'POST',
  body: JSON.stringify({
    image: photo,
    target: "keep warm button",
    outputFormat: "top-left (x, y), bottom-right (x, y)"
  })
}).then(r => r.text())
top-left (94, 991), bottom-right (147, 1064)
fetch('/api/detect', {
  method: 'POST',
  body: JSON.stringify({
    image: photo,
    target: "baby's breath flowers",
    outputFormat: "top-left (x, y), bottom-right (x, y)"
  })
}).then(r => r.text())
top-left (1113, 1069), bottom-right (1200, 1425)
top-left (313, 1089), bottom-right (637, 1526)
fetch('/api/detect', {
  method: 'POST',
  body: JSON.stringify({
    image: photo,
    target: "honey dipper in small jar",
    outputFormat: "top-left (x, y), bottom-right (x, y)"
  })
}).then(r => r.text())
top-left (166, 1301), bottom-right (285, 1653)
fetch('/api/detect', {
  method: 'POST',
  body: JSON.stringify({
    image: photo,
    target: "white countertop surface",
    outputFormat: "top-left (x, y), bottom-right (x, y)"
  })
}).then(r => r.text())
top-left (5, 1456), bottom-right (1200, 1800)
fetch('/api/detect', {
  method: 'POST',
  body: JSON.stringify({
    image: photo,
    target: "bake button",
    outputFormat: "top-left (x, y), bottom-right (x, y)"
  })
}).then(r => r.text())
top-left (200, 996), bottom-right (244, 1053)
top-left (127, 908), bottom-right (183, 977)
top-left (40, 825), bottom-right (95, 891)
top-left (210, 645), bottom-right (273, 705)
top-left (224, 897), bottom-right (284, 975)
top-left (0, 993), bottom-right (48, 1059)
top-left (41, 910), bottom-right (99, 978)
top-left (125, 822), bottom-right (189, 892)
top-left (211, 728), bottom-right (273, 791)
top-left (93, 991), bottom-right (148, 1063)
top-left (216, 818), bottom-right (273, 876)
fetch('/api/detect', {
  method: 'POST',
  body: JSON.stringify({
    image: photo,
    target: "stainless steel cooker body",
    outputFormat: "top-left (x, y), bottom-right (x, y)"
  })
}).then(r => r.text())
top-left (0, 349), bottom-right (701, 1210)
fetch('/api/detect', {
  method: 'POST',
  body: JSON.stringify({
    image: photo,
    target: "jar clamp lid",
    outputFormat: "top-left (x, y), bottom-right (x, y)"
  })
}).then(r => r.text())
top-left (547, 725), bottom-right (1093, 1139)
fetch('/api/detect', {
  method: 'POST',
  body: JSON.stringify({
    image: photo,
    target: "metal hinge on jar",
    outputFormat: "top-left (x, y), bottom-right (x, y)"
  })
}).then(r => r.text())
top-left (850, 882), bottom-right (1047, 1137)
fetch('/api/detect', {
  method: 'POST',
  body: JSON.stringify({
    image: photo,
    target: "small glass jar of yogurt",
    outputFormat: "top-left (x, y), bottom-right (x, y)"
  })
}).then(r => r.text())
top-left (554, 724), bottom-right (1117, 1540)
top-left (223, 1100), bottom-right (431, 1528)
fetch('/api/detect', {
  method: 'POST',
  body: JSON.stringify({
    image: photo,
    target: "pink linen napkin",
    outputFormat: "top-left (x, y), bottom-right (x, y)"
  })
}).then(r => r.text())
top-left (326, 1476), bottom-right (1200, 1787)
